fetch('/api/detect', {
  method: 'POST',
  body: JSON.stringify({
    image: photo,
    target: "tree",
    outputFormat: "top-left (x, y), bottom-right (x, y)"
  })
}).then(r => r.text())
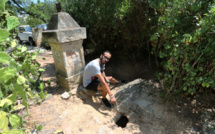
top-left (10, 0), bottom-right (57, 23)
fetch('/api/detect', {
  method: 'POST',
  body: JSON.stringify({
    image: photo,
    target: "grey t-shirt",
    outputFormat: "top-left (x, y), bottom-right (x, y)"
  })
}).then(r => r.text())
top-left (83, 58), bottom-right (105, 87)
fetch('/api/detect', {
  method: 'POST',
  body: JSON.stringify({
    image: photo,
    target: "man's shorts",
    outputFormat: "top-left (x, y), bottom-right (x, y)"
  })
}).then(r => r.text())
top-left (85, 78), bottom-right (100, 91)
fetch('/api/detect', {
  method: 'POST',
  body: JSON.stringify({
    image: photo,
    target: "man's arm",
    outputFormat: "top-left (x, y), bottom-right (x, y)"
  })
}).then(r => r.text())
top-left (101, 71), bottom-right (119, 84)
top-left (101, 71), bottom-right (110, 83)
top-left (96, 73), bottom-right (112, 95)
top-left (96, 73), bottom-right (117, 105)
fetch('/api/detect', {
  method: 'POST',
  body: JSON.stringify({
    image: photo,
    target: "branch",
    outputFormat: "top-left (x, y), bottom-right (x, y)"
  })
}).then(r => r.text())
top-left (11, 0), bottom-right (47, 23)
top-left (192, 43), bottom-right (210, 68)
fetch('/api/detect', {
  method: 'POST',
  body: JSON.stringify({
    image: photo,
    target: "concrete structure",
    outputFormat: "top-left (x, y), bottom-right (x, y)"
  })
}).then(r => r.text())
top-left (32, 27), bottom-right (42, 47)
top-left (43, 12), bottom-right (86, 90)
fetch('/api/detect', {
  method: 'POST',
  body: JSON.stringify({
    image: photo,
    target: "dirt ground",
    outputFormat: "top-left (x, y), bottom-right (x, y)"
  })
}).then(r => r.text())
top-left (20, 49), bottom-right (215, 134)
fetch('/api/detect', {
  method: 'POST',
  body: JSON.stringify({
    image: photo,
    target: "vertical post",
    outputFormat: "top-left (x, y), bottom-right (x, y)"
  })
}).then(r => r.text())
top-left (43, 3), bottom-right (86, 90)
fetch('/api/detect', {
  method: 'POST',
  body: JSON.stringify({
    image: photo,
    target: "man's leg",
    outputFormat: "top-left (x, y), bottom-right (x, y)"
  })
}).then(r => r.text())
top-left (97, 83), bottom-right (112, 108)
top-left (97, 83), bottom-right (110, 99)
top-left (86, 81), bottom-right (99, 91)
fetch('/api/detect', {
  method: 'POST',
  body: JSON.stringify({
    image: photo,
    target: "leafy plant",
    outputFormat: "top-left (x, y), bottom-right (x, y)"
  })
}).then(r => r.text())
top-left (150, 0), bottom-right (215, 98)
top-left (0, 0), bottom-right (47, 133)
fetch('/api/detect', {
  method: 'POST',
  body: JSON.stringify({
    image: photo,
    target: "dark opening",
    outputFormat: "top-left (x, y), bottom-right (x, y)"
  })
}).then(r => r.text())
top-left (116, 115), bottom-right (129, 128)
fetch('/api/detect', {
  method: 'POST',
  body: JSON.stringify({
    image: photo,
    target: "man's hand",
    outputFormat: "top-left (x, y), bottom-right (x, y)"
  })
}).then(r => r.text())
top-left (110, 96), bottom-right (118, 105)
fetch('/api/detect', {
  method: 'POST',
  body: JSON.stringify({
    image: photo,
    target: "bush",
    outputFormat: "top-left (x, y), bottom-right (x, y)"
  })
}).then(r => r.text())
top-left (150, 0), bottom-right (215, 97)
top-left (0, 0), bottom-right (46, 132)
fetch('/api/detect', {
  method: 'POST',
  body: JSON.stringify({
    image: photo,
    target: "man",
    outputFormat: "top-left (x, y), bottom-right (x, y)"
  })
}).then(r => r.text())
top-left (83, 51), bottom-right (119, 108)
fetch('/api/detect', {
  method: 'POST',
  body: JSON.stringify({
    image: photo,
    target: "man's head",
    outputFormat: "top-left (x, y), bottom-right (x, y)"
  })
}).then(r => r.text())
top-left (100, 51), bottom-right (111, 65)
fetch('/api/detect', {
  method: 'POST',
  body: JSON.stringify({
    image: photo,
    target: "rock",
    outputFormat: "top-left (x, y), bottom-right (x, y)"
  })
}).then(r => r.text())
top-left (32, 27), bottom-right (43, 47)
top-left (77, 85), bottom-right (87, 92)
top-left (77, 86), bottom-right (97, 96)
top-left (115, 79), bottom-right (155, 123)
top-left (117, 97), bottom-right (133, 114)
top-left (77, 90), bottom-right (88, 99)
top-left (79, 128), bottom-right (83, 132)
top-left (53, 130), bottom-right (64, 134)
top-left (61, 92), bottom-right (71, 99)
top-left (70, 88), bottom-right (77, 95)
top-left (191, 100), bottom-right (196, 106)
top-left (47, 51), bottom-right (52, 55)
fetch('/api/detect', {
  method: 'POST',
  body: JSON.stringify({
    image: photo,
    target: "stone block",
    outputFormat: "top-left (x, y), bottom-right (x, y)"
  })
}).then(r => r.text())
top-left (32, 27), bottom-right (42, 47)
top-left (43, 28), bottom-right (86, 43)
top-left (56, 71), bottom-right (83, 90)
top-left (115, 79), bottom-right (155, 123)
top-left (77, 86), bottom-right (97, 97)
top-left (47, 12), bottom-right (80, 30)
top-left (49, 41), bottom-right (85, 78)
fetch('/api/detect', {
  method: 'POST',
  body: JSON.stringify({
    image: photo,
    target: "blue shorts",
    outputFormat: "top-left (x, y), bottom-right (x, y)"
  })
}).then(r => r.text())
top-left (85, 78), bottom-right (100, 91)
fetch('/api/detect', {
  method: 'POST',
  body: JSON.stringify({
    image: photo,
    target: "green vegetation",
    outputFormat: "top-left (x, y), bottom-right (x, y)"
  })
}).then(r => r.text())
top-left (0, 0), bottom-right (214, 127)
top-left (0, 0), bottom-right (47, 133)
top-left (7, 0), bottom-right (56, 27)
top-left (150, 0), bottom-right (215, 97)
top-left (19, 15), bottom-right (43, 27)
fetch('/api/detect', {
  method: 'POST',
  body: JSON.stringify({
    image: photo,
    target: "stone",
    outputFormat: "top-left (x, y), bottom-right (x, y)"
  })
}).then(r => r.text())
top-left (191, 99), bottom-right (197, 106)
top-left (43, 12), bottom-right (86, 43)
top-left (47, 12), bottom-right (80, 30)
top-left (70, 88), bottom-right (77, 95)
top-left (77, 85), bottom-right (97, 97)
top-left (61, 92), bottom-right (71, 99)
top-left (32, 27), bottom-right (43, 47)
top-left (115, 79), bottom-right (155, 123)
top-left (43, 11), bottom-right (86, 90)
top-left (117, 97), bottom-right (133, 114)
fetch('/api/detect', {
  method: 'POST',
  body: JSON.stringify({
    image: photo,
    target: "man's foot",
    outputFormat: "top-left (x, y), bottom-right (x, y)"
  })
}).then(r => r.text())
top-left (115, 80), bottom-right (127, 86)
top-left (118, 80), bottom-right (126, 84)
top-left (102, 98), bottom-right (112, 108)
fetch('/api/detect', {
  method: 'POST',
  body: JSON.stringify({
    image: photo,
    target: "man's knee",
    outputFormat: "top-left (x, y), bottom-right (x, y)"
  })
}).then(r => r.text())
top-left (97, 83), bottom-right (109, 91)
top-left (97, 84), bottom-right (102, 91)
top-left (106, 76), bottom-right (113, 80)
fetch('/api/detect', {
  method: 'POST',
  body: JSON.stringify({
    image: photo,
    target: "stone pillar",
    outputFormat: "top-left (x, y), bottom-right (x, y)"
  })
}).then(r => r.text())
top-left (32, 27), bottom-right (42, 47)
top-left (43, 12), bottom-right (86, 90)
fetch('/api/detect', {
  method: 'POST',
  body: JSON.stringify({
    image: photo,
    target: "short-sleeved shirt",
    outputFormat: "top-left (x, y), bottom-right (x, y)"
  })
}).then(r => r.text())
top-left (83, 58), bottom-right (105, 87)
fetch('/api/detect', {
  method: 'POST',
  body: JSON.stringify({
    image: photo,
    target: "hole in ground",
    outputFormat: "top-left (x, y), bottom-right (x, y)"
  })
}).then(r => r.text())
top-left (116, 115), bottom-right (129, 128)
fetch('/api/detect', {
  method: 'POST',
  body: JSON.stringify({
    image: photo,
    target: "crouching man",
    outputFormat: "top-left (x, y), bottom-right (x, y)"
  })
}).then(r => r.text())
top-left (83, 51), bottom-right (119, 108)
